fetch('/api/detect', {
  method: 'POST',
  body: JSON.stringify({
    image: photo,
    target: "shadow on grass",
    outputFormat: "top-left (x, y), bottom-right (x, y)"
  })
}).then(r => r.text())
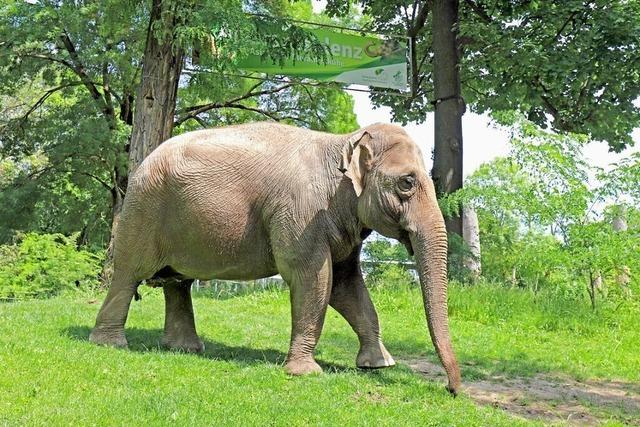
top-left (387, 336), bottom-right (564, 381)
top-left (395, 350), bottom-right (561, 382)
top-left (64, 325), bottom-right (369, 375)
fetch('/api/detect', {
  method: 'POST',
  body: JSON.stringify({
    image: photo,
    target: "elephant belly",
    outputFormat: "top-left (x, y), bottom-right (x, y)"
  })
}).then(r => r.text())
top-left (164, 229), bottom-right (278, 281)
top-left (161, 192), bottom-right (278, 281)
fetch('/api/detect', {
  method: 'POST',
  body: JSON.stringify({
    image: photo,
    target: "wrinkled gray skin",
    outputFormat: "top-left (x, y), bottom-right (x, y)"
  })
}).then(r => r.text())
top-left (89, 122), bottom-right (461, 394)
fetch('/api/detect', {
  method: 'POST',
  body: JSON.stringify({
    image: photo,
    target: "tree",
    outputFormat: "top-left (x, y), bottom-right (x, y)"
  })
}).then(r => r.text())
top-left (461, 205), bottom-right (481, 279)
top-left (128, 0), bottom-right (187, 173)
top-left (0, 1), bottom-right (358, 249)
top-left (128, 0), bottom-right (332, 171)
top-left (454, 117), bottom-right (639, 305)
top-left (326, 0), bottom-right (640, 234)
top-left (431, 0), bottom-right (464, 234)
top-left (1, 0), bottom-right (149, 243)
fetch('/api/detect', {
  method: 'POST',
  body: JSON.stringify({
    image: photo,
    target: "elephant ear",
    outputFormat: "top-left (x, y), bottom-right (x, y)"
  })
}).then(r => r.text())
top-left (338, 130), bottom-right (372, 196)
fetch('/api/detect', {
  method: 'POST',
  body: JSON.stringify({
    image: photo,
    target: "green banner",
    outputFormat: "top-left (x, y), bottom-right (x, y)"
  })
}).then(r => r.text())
top-left (238, 27), bottom-right (408, 91)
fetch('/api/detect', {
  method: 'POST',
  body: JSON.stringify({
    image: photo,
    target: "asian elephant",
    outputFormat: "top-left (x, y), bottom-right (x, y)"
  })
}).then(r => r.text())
top-left (89, 122), bottom-right (461, 394)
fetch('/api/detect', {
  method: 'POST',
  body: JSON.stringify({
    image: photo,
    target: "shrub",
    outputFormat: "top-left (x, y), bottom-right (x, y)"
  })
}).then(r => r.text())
top-left (0, 233), bottom-right (103, 300)
top-left (365, 263), bottom-right (417, 288)
top-left (362, 237), bottom-right (418, 288)
top-left (446, 233), bottom-right (477, 283)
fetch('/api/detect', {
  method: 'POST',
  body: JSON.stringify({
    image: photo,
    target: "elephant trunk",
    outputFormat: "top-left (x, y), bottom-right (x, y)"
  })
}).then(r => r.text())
top-left (409, 209), bottom-right (461, 395)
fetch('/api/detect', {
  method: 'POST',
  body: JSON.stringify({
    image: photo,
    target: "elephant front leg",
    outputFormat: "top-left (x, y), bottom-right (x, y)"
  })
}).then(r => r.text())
top-left (330, 257), bottom-right (395, 369)
top-left (162, 280), bottom-right (204, 353)
top-left (280, 251), bottom-right (333, 375)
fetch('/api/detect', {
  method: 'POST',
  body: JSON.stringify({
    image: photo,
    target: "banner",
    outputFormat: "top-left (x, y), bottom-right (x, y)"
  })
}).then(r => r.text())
top-left (238, 27), bottom-right (409, 91)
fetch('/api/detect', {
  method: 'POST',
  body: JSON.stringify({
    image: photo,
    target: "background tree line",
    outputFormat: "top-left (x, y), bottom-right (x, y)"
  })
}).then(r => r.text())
top-left (368, 114), bottom-right (639, 309)
top-left (1, 0), bottom-right (639, 309)
top-left (0, 0), bottom-right (357, 250)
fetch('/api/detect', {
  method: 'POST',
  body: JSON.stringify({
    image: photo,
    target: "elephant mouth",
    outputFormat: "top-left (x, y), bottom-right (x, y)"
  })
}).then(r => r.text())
top-left (399, 231), bottom-right (414, 256)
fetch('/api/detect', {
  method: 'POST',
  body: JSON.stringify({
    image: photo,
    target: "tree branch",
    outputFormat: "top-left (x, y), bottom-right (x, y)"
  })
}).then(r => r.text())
top-left (532, 76), bottom-right (570, 130)
top-left (224, 103), bottom-right (282, 121)
top-left (464, 0), bottom-right (492, 23)
top-left (58, 29), bottom-right (116, 124)
top-left (300, 84), bottom-right (327, 128)
top-left (175, 83), bottom-right (297, 126)
top-left (80, 172), bottom-right (113, 191)
top-left (59, 30), bottom-right (103, 101)
top-left (193, 115), bottom-right (208, 128)
top-left (102, 60), bottom-right (116, 122)
top-left (546, 9), bottom-right (580, 47)
top-left (22, 53), bottom-right (74, 69)
top-left (177, 83), bottom-right (295, 116)
top-left (409, 1), bottom-right (430, 36)
top-left (402, 4), bottom-right (412, 30)
top-left (1, 164), bottom-right (113, 194)
top-left (18, 82), bottom-right (84, 124)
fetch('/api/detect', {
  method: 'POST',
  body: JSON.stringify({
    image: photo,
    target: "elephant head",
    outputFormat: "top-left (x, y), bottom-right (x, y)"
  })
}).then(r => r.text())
top-left (339, 124), bottom-right (461, 395)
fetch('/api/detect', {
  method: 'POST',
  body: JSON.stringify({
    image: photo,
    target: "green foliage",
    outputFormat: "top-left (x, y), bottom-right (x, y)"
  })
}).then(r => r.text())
top-left (0, 0), bottom-right (359, 249)
top-left (446, 233), bottom-right (477, 283)
top-left (461, 1), bottom-right (640, 151)
top-left (446, 118), bottom-right (640, 306)
top-left (329, 1), bottom-right (640, 150)
top-left (366, 262), bottom-right (417, 288)
top-left (0, 233), bottom-right (103, 300)
top-left (363, 237), bottom-right (411, 261)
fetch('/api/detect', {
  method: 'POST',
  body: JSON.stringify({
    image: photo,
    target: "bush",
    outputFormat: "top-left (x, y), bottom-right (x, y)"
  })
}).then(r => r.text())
top-left (0, 233), bottom-right (103, 300)
top-left (446, 233), bottom-right (477, 283)
top-left (362, 237), bottom-right (418, 288)
top-left (365, 263), bottom-right (417, 288)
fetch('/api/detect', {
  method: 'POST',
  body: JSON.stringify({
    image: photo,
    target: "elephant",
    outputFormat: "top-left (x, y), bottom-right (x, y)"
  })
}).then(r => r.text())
top-left (89, 122), bottom-right (461, 394)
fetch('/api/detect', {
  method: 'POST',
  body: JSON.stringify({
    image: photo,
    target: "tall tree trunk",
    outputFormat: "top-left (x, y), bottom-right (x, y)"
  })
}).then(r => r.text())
top-left (612, 209), bottom-right (631, 295)
top-left (101, 0), bottom-right (186, 285)
top-left (128, 0), bottom-right (185, 173)
top-left (101, 179), bottom-right (125, 287)
top-left (462, 205), bottom-right (481, 280)
top-left (431, 0), bottom-right (464, 236)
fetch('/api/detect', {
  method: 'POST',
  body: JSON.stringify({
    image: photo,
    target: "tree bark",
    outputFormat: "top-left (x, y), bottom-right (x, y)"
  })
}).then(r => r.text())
top-left (462, 205), bottom-right (481, 279)
top-left (612, 209), bottom-right (631, 294)
top-left (431, 0), bottom-right (464, 235)
top-left (128, 0), bottom-right (185, 173)
top-left (101, 181), bottom-right (125, 287)
top-left (100, 0), bottom-right (185, 285)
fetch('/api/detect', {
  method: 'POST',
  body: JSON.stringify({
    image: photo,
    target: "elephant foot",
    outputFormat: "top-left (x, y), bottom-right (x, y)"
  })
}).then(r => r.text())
top-left (161, 334), bottom-right (205, 354)
top-left (89, 327), bottom-right (128, 348)
top-left (284, 357), bottom-right (323, 375)
top-left (356, 342), bottom-right (395, 369)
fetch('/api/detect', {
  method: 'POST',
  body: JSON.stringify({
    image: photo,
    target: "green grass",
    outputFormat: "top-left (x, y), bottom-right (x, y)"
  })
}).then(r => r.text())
top-left (0, 283), bottom-right (637, 426)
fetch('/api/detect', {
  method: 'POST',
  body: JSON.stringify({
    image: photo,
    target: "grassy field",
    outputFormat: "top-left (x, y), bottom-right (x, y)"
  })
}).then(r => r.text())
top-left (0, 283), bottom-right (638, 426)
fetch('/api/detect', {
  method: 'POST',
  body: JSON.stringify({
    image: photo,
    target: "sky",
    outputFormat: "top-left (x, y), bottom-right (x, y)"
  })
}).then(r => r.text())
top-left (350, 90), bottom-right (640, 178)
top-left (311, 0), bottom-right (640, 179)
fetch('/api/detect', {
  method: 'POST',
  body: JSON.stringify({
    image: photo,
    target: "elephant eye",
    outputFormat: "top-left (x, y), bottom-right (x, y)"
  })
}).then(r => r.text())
top-left (398, 175), bottom-right (415, 192)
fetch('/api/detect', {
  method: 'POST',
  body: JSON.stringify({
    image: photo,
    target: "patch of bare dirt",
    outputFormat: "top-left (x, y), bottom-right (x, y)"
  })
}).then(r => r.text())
top-left (402, 358), bottom-right (640, 425)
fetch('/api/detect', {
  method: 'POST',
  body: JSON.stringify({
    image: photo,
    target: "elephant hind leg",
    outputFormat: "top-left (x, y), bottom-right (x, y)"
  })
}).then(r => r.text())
top-left (89, 267), bottom-right (139, 348)
top-left (162, 280), bottom-right (204, 353)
